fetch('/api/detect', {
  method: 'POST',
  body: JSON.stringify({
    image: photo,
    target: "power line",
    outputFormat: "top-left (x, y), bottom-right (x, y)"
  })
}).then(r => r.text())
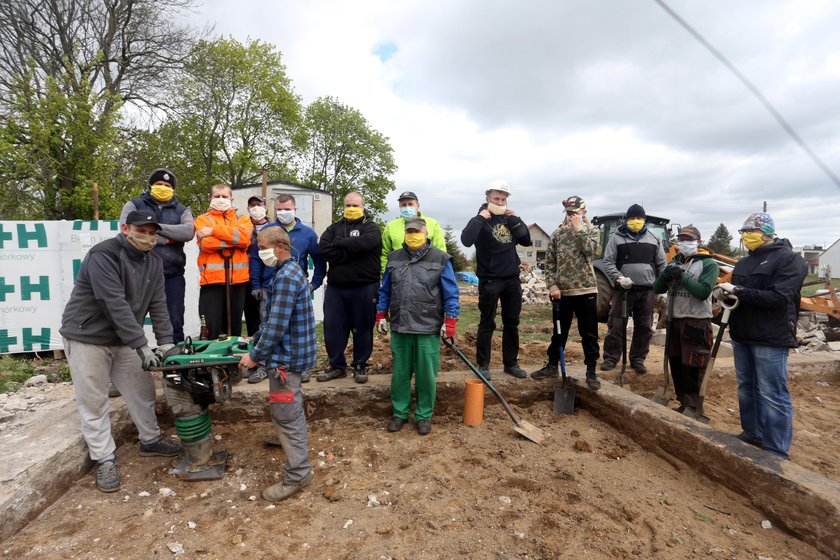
top-left (652, 0), bottom-right (840, 189)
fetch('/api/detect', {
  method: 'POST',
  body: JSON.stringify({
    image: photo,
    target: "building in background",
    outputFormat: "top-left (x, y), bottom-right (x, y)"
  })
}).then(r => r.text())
top-left (232, 181), bottom-right (333, 236)
top-left (518, 224), bottom-right (551, 269)
top-left (818, 241), bottom-right (840, 279)
top-left (792, 245), bottom-right (823, 276)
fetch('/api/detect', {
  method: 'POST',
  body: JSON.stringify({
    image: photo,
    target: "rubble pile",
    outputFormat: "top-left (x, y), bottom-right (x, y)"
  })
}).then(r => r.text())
top-left (796, 312), bottom-right (840, 353)
top-left (520, 268), bottom-right (550, 303)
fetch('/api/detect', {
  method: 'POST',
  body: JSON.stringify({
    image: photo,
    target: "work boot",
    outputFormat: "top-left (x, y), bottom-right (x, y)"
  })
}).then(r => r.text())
top-left (262, 473), bottom-right (311, 502)
top-left (631, 361), bottom-right (647, 374)
top-left (108, 383), bottom-right (121, 398)
top-left (316, 367), bottom-right (347, 382)
top-left (300, 371), bottom-right (311, 383)
top-left (530, 363), bottom-right (559, 379)
top-left (138, 437), bottom-right (183, 457)
top-left (504, 364), bottom-right (527, 379)
top-left (600, 360), bottom-right (616, 372)
top-left (387, 416), bottom-right (407, 432)
top-left (247, 367), bottom-right (269, 384)
top-left (95, 459), bottom-right (120, 493)
top-left (416, 419), bottom-right (432, 435)
top-left (585, 369), bottom-right (601, 390)
top-left (353, 364), bottom-right (368, 384)
top-left (735, 432), bottom-right (762, 448)
top-left (477, 366), bottom-right (492, 380)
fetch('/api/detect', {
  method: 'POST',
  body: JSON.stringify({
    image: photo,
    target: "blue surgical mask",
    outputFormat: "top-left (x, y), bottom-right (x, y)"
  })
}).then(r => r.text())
top-left (400, 207), bottom-right (417, 219)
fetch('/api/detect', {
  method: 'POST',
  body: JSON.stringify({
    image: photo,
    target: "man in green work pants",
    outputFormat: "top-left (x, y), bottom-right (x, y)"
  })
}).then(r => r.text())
top-left (376, 216), bottom-right (460, 435)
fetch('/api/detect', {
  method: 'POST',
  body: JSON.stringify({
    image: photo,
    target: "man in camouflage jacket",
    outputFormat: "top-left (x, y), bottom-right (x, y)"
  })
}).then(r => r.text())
top-left (531, 196), bottom-right (601, 389)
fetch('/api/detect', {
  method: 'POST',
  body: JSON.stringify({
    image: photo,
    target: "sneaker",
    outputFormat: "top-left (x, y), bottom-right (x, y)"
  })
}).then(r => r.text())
top-left (585, 370), bottom-right (601, 390)
top-left (530, 363), bottom-right (559, 379)
top-left (247, 367), bottom-right (269, 384)
top-left (108, 383), bottom-right (121, 398)
top-left (353, 364), bottom-right (368, 384)
top-left (735, 432), bottom-right (762, 448)
top-left (387, 416), bottom-right (407, 432)
top-left (262, 473), bottom-right (312, 502)
top-left (300, 371), bottom-right (311, 383)
top-left (477, 366), bottom-right (492, 380)
top-left (504, 364), bottom-right (527, 379)
top-left (600, 360), bottom-right (616, 372)
top-left (138, 437), bottom-right (183, 457)
top-left (316, 367), bottom-right (347, 382)
top-left (95, 459), bottom-right (120, 493)
top-left (416, 419), bottom-right (432, 435)
top-left (631, 362), bottom-right (647, 374)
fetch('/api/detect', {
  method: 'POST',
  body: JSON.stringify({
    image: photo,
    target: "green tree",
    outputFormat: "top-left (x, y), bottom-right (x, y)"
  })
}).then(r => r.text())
top-left (707, 223), bottom-right (737, 257)
top-left (298, 96), bottom-right (397, 219)
top-left (444, 225), bottom-right (468, 272)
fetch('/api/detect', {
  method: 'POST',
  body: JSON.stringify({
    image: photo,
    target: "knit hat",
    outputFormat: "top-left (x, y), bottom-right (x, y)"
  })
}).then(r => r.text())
top-left (563, 196), bottom-right (586, 213)
top-left (404, 216), bottom-right (427, 230)
top-left (739, 212), bottom-right (775, 236)
top-left (625, 204), bottom-right (645, 219)
top-left (678, 225), bottom-right (701, 240)
top-left (148, 168), bottom-right (176, 188)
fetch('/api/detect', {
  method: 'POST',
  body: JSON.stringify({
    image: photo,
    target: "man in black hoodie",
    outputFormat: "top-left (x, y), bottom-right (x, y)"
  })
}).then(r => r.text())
top-left (317, 191), bottom-right (382, 383)
top-left (461, 180), bottom-right (531, 379)
top-left (716, 212), bottom-right (807, 460)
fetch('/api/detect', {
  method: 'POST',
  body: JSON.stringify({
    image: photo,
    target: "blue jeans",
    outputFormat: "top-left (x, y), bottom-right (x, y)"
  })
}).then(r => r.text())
top-left (732, 341), bottom-right (792, 458)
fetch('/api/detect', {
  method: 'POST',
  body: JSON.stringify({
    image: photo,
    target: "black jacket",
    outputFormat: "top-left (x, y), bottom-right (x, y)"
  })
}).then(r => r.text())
top-left (460, 203), bottom-right (531, 280)
top-left (319, 211), bottom-right (382, 286)
top-left (126, 192), bottom-right (192, 278)
top-left (728, 239), bottom-right (807, 348)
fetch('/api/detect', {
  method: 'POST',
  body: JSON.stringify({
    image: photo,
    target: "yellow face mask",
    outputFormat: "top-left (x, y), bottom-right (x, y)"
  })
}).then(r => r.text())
top-left (150, 184), bottom-right (174, 202)
top-left (404, 232), bottom-right (427, 250)
top-left (741, 231), bottom-right (766, 251)
top-left (343, 206), bottom-right (364, 221)
top-left (626, 218), bottom-right (645, 233)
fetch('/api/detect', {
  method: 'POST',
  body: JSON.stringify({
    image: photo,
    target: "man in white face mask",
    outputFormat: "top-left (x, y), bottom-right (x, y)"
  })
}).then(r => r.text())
top-left (653, 225), bottom-right (719, 415)
top-left (194, 184), bottom-right (253, 340)
top-left (247, 193), bottom-right (326, 383)
top-left (244, 195), bottom-right (271, 338)
top-left (60, 211), bottom-right (183, 493)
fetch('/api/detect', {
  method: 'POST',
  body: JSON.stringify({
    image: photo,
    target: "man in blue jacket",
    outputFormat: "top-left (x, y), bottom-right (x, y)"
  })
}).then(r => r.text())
top-left (248, 193), bottom-right (326, 383)
top-left (460, 180), bottom-right (531, 379)
top-left (716, 212), bottom-right (807, 459)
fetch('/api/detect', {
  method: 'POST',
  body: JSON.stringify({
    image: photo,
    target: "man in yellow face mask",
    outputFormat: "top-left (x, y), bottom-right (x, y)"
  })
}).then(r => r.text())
top-left (117, 169), bottom-right (195, 399)
top-left (317, 192), bottom-right (383, 384)
top-left (715, 212), bottom-right (807, 460)
top-left (376, 217), bottom-right (460, 435)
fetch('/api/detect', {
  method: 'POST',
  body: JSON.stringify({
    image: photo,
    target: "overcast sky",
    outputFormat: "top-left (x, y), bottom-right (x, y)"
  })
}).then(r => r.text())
top-left (186, 0), bottom-right (840, 249)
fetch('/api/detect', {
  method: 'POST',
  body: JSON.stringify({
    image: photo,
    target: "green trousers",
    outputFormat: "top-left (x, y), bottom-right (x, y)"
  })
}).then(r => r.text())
top-left (390, 332), bottom-right (440, 421)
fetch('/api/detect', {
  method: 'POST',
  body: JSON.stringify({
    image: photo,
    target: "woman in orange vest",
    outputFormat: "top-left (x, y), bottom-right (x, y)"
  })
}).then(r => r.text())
top-left (194, 184), bottom-right (252, 339)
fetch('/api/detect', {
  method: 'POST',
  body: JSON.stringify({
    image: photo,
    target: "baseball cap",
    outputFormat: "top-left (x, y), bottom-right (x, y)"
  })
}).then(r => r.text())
top-left (397, 191), bottom-right (418, 202)
top-left (247, 195), bottom-right (266, 205)
top-left (125, 210), bottom-right (162, 230)
top-left (404, 216), bottom-right (427, 230)
top-left (563, 196), bottom-right (586, 213)
top-left (678, 225), bottom-right (701, 240)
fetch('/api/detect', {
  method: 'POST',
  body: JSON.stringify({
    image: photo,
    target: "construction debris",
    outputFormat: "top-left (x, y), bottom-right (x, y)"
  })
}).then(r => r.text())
top-left (797, 311), bottom-right (840, 353)
top-left (519, 268), bottom-right (550, 303)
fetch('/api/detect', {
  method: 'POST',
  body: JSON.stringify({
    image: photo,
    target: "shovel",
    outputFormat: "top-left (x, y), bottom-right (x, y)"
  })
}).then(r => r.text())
top-left (443, 338), bottom-right (547, 445)
top-left (551, 300), bottom-right (575, 415)
top-left (684, 292), bottom-right (739, 423)
top-left (652, 284), bottom-right (676, 405)
top-left (618, 289), bottom-right (629, 387)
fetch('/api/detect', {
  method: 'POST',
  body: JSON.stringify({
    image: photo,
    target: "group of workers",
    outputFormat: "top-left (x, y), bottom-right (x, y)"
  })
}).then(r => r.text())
top-left (58, 168), bottom-right (807, 501)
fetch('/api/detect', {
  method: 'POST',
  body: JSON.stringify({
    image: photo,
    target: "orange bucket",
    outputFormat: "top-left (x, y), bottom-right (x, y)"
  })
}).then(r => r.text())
top-left (463, 379), bottom-right (485, 426)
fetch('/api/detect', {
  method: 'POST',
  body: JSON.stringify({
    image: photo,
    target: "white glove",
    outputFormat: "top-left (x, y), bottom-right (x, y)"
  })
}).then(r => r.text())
top-left (376, 316), bottom-right (388, 335)
top-left (136, 345), bottom-right (161, 370)
top-left (617, 276), bottom-right (634, 290)
top-left (716, 282), bottom-right (737, 294)
top-left (155, 343), bottom-right (177, 361)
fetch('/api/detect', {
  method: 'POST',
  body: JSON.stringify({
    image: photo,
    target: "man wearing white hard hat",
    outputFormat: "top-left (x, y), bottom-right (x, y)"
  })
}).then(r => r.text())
top-left (461, 179), bottom-right (532, 379)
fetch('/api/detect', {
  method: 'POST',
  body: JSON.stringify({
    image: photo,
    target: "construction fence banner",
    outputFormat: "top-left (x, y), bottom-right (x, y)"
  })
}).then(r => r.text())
top-left (0, 220), bottom-right (325, 355)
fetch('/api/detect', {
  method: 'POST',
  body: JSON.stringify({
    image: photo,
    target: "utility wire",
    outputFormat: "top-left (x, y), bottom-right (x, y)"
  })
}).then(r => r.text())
top-left (652, 0), bottom-right (840, 188)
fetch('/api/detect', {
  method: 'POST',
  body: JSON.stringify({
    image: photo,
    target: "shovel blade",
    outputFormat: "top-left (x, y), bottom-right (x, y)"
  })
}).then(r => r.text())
top-left (651, 385), bottom-right (672, 406)
top-left (682, 408), bottom-right (710, 424)
top-left (513, 419), bottom-right (547, 445)
top-left (553, 385), bottom-right (576, 415)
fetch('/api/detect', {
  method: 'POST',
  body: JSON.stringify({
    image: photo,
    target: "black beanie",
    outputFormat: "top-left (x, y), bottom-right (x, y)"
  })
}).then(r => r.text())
top-left (625, 204), bottom-right (645, 219)
top-left (148, 168), bottom-right (176, 188)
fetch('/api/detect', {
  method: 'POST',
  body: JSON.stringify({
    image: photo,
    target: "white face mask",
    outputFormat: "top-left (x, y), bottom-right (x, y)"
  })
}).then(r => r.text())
top-left (249, 206), bottom-right (267, 221)
top-left (678, 240), bottom-right (698, 256)
top-left (258, 247), bottom-right (278, 267)
top-left (210, 198), bottom-right (232, 212)
top-left (487, 202), bottom-right (506, 215)
top-left (276, 210), bottom-right (295, 225)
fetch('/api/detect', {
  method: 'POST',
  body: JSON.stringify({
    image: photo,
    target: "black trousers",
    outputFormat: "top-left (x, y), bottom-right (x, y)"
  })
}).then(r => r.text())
top-left (476, 276), bottom-right (522, 368)
top-left (323, 282), bottom-right (378, 369)
top-left (668, 316), bottom-right (712, 409)
top-left (546, 293), bottom-right (600, 368)
top-left (163, 275), bottom-right (186, 344)
top-left (603, 288), bottom-right (654, 365)
top-left (243, 289), bottom-right (262, 337)
top-left (198, 283), bottom-right (247, 339)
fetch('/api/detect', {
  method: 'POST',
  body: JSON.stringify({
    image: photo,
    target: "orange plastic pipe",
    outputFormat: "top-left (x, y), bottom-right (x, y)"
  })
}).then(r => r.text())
top-left (463, 379), bottom-right (485, 426)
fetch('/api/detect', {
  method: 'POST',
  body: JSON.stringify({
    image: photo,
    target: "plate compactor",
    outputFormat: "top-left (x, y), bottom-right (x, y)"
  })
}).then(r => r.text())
top-left (153, 336), bottom-right (252, 481)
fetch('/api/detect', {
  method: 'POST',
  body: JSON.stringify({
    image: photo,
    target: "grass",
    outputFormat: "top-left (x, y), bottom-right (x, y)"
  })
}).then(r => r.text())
top-left (801, 274), bottom-right (840, 297)
top-left (0, 356), bottom-right (38, 394)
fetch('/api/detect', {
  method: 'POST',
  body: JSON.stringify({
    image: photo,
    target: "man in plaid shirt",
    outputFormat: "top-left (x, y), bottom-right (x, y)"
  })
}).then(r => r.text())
top-left (239, 227), bottom-right (316, 501)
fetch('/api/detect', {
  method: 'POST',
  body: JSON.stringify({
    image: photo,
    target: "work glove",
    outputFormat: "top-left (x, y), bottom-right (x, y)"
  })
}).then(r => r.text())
top-left (716, 282), bottom-right (737, 294)
top-left (375, 312), bottom-right (388, 335)
top-left (663, 265), bottom-right (683, 281)
top-left (617, 276), bottom-right (634, 290)
top-left (440, 317), bottom-right (458, 339)
top-left (136, 344), bottom-right (161, 370)
top-left (251, 289), bottom-right (264, 301)
top-left (155, 343), bottom-right (179, 362)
